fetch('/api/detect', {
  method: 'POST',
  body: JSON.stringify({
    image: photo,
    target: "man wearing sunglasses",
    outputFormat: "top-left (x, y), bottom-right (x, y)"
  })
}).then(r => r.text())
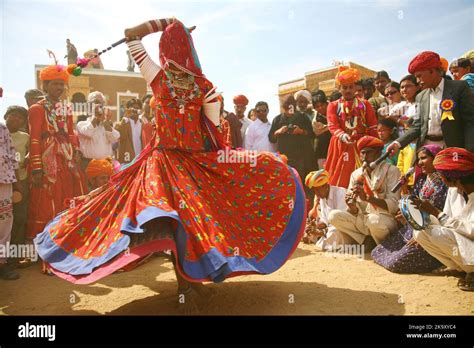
top-left (115, 98), bottom-right (145, 163)
top-left (244, 101), bottom-right (275, 152)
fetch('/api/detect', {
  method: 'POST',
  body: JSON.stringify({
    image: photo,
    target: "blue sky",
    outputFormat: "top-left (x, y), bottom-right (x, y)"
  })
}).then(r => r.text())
top-left (0, 0), bottom-right (472, 118)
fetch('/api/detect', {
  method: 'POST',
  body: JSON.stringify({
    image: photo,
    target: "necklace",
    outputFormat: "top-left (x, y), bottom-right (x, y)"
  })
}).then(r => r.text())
top-left (340, 98), bottom-right (358, 130)
top-left (338, 97), bottom-right (368, 130)
top-left (164, 74), bottom-right (201, 108)
top-left (43, 98), bottom-right (74, 162)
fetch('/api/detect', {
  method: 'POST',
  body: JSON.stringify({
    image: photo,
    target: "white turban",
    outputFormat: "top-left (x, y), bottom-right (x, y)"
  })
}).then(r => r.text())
top-left (87, 91), bottom-right (106, 105)
top-left (294, 89), bottom-right (312, 102)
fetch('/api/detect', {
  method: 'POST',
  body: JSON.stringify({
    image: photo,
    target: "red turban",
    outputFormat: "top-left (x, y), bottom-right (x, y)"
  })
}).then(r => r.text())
top-left (357, 136), bottom-right (385, 151)
top-left (86, 159), bottom-right (114, 179)
top-left (408, 51), bottom-right (442, 74)
top-left (433, 147), bottom-right (474, 179)
top-left (233, 94), bottom-right (249, 106)
top-left (335, 66), bottom-right (361, 86)
top-left (159, 20), bottom-right (202, 77)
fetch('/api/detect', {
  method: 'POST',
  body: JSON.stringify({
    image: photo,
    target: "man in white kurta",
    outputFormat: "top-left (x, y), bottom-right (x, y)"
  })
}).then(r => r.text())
top-left (315, 184), bottom-right (349, 250)
top-left (414, 188), bottom-right (474, 274)
top-left (305, 169), bottom-right (348, 250)
top-left (328, 136), bottom-right (401, 245)
top-left (412, 147), bottom-right (474, 291)
top-left (77, 92), bottom-right (120, 167)
top-left (244, 102), bottom-right (276, 152)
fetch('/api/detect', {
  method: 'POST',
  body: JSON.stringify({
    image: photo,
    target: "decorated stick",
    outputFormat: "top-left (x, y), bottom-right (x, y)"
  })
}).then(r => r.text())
top-left (67, 38), bottom-right (127, 76)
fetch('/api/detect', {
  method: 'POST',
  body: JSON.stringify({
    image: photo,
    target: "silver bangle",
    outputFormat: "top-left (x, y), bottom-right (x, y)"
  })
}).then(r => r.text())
top-left (437, 212), bottom-right (448, 223)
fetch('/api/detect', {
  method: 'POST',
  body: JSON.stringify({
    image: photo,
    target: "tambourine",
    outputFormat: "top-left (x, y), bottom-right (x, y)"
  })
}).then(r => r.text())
top-left (399, 196), bottom-right (429, 230)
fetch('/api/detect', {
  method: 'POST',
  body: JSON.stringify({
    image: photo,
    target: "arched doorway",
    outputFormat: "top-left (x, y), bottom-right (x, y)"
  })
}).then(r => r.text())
top-left (71, 92), bottom-right (86, 103)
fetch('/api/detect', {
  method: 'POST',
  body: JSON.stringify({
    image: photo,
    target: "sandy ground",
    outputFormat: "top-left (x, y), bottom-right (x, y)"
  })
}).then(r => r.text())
top-left (1, 243), bottom-right (473, 315)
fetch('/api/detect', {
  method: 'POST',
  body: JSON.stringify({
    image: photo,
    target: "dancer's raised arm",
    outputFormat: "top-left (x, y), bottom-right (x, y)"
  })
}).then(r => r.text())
top-left (124, 18), bottom-right (176, 84)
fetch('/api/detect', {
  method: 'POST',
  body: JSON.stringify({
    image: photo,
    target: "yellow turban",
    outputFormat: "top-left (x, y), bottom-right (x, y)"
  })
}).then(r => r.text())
top-left (39, 65), bottom-right (69, 82)
top-left (305, 169), bottom-right (330, 188)
top-left (461, 49), bottom-right (474, 60)
top-left (335, 66), bottom-right (361, 86)
top-left (86, 159), bottom-right (114, 179)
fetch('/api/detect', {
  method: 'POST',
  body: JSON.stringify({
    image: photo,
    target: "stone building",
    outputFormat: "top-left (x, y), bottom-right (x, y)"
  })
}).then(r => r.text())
top-left (35, 65), bottom-right (151, 122)
top-left (278, 61), bottom-right (376, 106)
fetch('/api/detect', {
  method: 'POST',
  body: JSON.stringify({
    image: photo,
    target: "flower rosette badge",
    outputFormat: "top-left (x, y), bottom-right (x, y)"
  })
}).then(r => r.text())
top-left (440, 98), bottom-right (455, 122)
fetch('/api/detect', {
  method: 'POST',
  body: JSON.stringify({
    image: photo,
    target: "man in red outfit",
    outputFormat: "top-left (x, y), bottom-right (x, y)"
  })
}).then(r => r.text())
top-left (26, 65), bottom-right (86, 239)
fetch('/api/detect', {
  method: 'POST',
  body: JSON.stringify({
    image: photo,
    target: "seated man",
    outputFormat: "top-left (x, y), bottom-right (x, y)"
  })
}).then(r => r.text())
top-left (304, 169), bottom-right (349, 250)
top-left (328, 136), bottom-right (401, 247)
top-left (412, 147), bottom-right (474, 292)
top-left (85, 158), bottom-right (114, 191)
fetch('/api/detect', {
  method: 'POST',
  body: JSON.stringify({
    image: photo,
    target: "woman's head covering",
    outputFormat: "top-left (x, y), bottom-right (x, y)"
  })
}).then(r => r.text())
top-left (335, 66), bottom-right (361, 86)
top-left (433, 147), bottom-right (474, 179)
top-left (305, 169), bottom-right (330, 188)
top-left (159, 20), bottom-right (202, 77)
top-left (417, 144), bottom-right (442, 158)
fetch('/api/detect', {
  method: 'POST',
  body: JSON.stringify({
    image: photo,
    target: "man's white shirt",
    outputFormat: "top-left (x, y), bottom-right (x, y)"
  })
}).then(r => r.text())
top-left (244, 118), bottom-right (276, 152)
top-left (77, 117), bottom-right (120, 159)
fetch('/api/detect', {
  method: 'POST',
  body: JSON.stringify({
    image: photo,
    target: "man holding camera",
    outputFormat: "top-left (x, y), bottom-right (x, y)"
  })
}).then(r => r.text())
top-left (269, 95), bottom-right (315, 183)
top-left (77, 91), bottom-right (120, 170)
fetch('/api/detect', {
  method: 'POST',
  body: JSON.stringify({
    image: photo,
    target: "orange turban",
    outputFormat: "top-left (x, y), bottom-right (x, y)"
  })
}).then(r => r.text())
top-left (233, 94), bottom-right (249, 106)
top-left (440, 57), bottom-right (449, 72)
top-left (86, 159), bottom-right (114, 179)
top-left (39, 65), bottom-right (69, 82)
top-left (433, 147), bottom-right (474, 179)
top-left (335, 66), bottom-right (361, 86)
top-left (357, 136), bottom-right (385, 151)
top-left (408, 51), bottom-right (441, 74)
top-left (305, 169), bottom-right (330, 188)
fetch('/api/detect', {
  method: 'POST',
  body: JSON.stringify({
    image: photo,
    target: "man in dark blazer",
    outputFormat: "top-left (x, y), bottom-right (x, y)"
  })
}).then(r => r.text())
top-left (387, 51), bottom-right (474, 156)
